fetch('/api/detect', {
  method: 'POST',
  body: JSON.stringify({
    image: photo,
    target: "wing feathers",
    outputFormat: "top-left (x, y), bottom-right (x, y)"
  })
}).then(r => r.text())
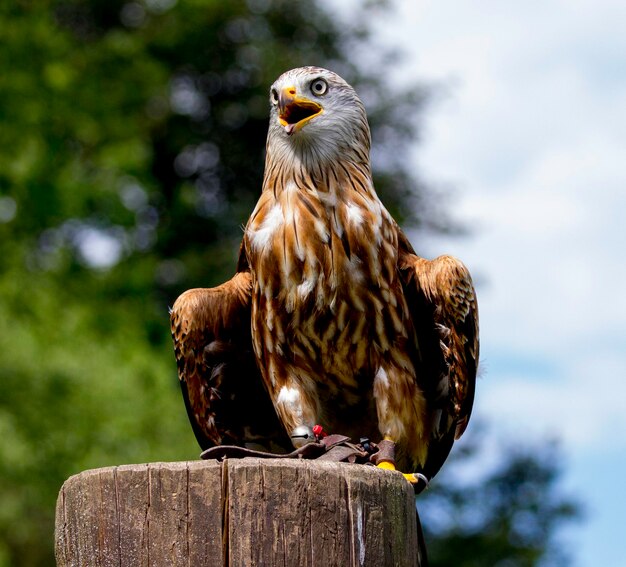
top-left (400, 249), bottom-right (479, 476)
top-left (170, 271), bottom-right (290, 451)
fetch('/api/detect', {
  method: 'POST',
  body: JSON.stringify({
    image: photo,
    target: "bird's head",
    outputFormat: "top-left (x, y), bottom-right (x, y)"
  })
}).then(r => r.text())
top-left (266, 67), bottom-right (371, 164)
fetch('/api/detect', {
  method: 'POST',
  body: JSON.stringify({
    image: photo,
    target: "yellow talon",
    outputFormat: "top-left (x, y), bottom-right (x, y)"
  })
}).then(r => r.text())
top-left (377, 459), bottom-right (422, 485)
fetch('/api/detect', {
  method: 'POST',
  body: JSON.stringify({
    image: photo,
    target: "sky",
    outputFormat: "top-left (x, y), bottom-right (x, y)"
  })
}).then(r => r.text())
top-left (361, 1), bottom-right (626, 565)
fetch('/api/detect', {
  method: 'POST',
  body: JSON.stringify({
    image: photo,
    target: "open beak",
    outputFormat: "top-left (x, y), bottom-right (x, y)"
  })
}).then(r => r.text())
top-left (278, 86), bottom-right (323, 136)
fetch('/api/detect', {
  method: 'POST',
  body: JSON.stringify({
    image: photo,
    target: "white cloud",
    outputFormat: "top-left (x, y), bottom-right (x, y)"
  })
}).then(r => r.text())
top-left (478, 348), bottom-right (626, 450)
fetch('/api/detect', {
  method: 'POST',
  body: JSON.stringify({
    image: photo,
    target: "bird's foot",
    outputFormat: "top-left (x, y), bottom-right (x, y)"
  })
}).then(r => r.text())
top-left (376, 460), bottom-right (429, 489)
top-left (373, 437), bottom-right (429, 492)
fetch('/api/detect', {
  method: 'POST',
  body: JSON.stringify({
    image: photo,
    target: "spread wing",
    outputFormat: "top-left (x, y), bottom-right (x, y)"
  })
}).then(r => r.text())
top-left (398, 233), bottom-right (479, 479)
top-left (170, 269), bottom-right (291, 452)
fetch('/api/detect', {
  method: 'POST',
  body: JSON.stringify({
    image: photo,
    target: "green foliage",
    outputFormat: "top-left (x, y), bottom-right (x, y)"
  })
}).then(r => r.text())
top-left (0, 1), bottom-right (578, 565)
top-left (0, 267), bottom-right (194, 565)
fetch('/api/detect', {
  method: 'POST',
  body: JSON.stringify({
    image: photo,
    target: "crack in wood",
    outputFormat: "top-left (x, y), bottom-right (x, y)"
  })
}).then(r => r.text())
top-left (185, 463), bottom-right (190, 567)
top-left (145, 464), bottom-right (151, 566)
top-left (221, 459), bottom-right (229, 567)
top-left (113, 466), bottom-right (122, 567)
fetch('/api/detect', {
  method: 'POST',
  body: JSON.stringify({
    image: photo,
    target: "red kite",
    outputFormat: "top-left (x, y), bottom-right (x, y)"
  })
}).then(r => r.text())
top-left (171, 67), bottom-right (479, 483)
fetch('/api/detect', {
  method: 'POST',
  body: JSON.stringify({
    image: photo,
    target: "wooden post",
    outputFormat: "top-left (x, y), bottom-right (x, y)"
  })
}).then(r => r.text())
top-left (55, 458), bottom-right (426, 566)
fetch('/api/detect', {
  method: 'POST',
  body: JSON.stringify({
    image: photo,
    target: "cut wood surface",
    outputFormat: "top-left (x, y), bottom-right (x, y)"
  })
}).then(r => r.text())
top-left (55, 458), bottom-right (426, 567)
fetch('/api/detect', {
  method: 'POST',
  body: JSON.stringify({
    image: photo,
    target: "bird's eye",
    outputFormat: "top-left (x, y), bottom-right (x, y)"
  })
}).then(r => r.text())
top-left (310, 78), bottom-right (328, 96)
top-left (270, 88), bottom-right (279, 104)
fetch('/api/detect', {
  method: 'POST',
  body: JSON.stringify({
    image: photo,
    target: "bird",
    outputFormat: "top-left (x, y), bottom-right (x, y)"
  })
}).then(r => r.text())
top-left (171, 66), bottom-right (479, 484)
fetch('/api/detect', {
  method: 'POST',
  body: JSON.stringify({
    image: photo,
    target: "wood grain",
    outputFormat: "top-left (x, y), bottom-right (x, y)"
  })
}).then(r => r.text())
top-left (55, 459), bottom-right (425, 566)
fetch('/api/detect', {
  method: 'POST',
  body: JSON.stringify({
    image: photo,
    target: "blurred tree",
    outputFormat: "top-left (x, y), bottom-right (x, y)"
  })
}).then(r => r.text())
top-left (419, 433), bottom-right (580, 567)
top-left (0, 1), bottom-right (578, 565)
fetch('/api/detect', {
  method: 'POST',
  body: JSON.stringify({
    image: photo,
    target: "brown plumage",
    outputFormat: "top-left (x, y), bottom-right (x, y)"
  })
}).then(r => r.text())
top-left (171, 67), bottom-right (479, 480)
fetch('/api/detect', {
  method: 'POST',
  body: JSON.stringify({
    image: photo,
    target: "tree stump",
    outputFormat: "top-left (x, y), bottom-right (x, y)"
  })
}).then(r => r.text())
top-left (55, 458), bottom-right (426, 567)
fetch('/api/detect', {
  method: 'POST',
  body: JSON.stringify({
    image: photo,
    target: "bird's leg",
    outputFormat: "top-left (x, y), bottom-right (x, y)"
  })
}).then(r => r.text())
top-left (273, 378), bottom-right (321, 448)
top-left (372, 365), bottom-right (429, 489)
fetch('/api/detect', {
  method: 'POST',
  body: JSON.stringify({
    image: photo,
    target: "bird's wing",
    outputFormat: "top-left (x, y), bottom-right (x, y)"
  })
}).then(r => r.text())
top-left (170, 269), bottom-right (291, 452)
top-left (398, 232), bottom-right (479, 478)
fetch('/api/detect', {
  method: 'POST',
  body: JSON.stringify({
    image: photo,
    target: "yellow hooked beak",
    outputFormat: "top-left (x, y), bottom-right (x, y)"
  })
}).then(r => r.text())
top-left (278, 85), bottom-right (323, 135)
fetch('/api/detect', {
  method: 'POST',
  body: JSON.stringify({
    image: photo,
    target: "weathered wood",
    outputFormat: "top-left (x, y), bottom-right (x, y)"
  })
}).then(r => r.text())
top-left (56, 458), bottom-right (426, 567)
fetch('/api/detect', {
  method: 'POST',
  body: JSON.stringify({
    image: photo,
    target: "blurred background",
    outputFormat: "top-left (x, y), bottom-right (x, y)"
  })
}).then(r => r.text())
top-left (1, 0), bottom-right (623, 565)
